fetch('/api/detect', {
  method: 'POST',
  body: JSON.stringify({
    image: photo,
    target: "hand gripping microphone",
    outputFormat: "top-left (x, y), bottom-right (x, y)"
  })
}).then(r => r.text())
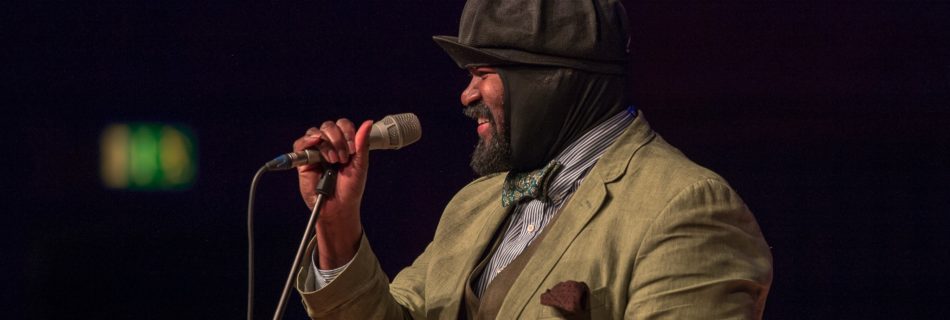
top-left (264, 113), bottom-right (421, 171)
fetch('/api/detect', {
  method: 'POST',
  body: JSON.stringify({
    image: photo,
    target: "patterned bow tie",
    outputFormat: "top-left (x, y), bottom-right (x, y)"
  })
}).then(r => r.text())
top-left (501, 160), bottom-right (563, 207)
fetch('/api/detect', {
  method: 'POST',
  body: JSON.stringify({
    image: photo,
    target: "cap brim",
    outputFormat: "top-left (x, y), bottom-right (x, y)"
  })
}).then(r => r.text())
top-left (432, 35), bottom-right (512, 69)
top-left (432, 35), bottom-right (625, 74)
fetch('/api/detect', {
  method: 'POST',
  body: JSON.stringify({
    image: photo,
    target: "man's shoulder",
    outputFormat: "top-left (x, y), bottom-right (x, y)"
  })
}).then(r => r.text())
top-left (447, 172), bottom-right (506, 208)
top-left (640, 136), bottom-right (725, 179)
top-left (586, 112), bottom-right (733, 195)
top-left (614, 134), bottom-right (738, 201)
top-left (426, 172), bottom-right (506, 239)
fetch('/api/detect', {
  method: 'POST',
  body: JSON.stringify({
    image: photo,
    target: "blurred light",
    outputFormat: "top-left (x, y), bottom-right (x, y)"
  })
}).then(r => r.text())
top-left (100, 123), bottom-right (197, 190)
top-left (100, 125), bottom-right (130, 188)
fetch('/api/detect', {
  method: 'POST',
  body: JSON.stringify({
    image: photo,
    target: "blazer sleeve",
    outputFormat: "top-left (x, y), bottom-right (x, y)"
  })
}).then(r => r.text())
top-left (626, 178), bottom-right (773, 319)
top-left (295, 234), bottom-right (425, 319)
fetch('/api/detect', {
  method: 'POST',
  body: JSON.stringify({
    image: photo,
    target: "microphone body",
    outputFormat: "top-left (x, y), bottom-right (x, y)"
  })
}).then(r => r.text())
top-left (264, 113), bottom-right (421, 170)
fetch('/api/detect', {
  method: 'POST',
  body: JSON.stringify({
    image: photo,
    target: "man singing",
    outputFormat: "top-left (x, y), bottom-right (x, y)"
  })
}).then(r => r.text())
top-left (291, 0), bottom-right (772, 318)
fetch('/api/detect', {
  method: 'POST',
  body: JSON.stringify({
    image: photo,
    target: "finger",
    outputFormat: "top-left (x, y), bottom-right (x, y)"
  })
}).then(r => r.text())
top-left (318, 138), bottom-right (338, 163)
top-left (294, 127), bottom-right (322, 152)
top-left (336, 118), bottom-right (357, 155)
top-left (320, 120), bottom-right (349, 163)
top-left (305, 127), bottom-right (321, 136)
top-left (294, 131), bottom-right (323, 173)
top-left (352, 120), bottom-right (374, 169)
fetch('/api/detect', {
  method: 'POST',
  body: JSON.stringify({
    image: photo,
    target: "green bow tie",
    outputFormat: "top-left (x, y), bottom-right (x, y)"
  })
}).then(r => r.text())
top-left (501, 160), bottom-right (563, 207)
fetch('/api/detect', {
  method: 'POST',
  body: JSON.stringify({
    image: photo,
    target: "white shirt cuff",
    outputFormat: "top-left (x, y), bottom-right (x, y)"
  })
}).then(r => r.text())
top-left (311, 250), bottom-right (354, 289)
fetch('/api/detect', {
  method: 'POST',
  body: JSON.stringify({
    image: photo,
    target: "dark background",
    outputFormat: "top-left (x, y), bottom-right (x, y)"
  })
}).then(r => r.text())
top-left (4, 1), bottom-right (949, 319)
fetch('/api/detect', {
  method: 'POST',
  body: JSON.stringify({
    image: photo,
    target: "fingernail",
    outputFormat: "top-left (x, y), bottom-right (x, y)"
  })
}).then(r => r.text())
top-left (347, 141), bottom-right (356, 154)
top-left (338, 150), bottom-right (348, 163)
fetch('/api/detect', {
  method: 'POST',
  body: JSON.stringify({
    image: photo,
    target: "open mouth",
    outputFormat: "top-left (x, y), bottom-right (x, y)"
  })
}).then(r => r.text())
top-left (476, 118), bottom-right (491, 135)
top-left (464, 102), bottom-right (494, 136)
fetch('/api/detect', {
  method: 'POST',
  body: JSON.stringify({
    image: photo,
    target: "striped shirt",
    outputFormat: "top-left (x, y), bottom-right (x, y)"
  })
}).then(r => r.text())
top-left (313, 108), bottom-right (636, 293)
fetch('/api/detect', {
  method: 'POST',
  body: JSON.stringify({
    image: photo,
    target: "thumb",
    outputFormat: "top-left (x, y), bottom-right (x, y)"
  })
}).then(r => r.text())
top-left (351, 120), bottom-right (374, 170)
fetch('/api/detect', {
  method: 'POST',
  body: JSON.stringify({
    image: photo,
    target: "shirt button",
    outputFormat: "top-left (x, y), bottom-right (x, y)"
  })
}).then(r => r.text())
top-left (527, 224), bottom-right (536, 233)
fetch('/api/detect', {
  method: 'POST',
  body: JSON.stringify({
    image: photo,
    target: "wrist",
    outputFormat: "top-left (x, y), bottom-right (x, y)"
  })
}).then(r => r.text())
top-left (315, 214), bottom-right (362, 269)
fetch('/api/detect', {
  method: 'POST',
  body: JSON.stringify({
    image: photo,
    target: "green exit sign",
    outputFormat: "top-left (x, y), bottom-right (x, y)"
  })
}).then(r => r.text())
top-left (100, 123), bottom-right (198, 190)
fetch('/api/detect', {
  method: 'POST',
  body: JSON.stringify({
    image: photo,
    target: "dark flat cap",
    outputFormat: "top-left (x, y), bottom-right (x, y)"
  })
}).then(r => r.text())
top-left (433, 0), bottom-right (630, 74)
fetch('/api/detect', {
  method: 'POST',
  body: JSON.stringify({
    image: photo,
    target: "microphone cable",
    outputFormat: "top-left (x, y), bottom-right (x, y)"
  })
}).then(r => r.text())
top-left (247, 165), bottom-right (267, 320)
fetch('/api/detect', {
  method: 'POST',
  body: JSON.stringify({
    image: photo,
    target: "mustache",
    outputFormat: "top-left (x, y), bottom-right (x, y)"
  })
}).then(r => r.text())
top-left (463, 102), bottom-right (493, 122)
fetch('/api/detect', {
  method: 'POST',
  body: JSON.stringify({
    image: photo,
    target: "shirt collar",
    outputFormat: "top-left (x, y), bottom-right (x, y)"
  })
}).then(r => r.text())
top-left (545, 107), bottom-right (636, 203)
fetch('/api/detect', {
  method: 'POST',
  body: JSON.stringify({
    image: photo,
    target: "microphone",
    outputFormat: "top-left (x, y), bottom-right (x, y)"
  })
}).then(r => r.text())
top-left (264, 113), bottom-right (421, 170)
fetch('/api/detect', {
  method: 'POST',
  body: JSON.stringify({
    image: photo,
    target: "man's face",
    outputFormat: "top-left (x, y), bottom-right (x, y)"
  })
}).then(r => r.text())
top-left (461, 66), bottom-right (512, 175)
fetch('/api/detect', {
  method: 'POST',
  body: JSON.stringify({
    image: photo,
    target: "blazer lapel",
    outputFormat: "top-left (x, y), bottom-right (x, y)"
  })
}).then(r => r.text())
top-left (428, 191), bottom-right (514, 319)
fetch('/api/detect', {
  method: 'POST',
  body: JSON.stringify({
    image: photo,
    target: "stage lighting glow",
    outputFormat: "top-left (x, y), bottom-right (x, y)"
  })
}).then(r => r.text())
top-left (100, 123), bottom-right (197, 190)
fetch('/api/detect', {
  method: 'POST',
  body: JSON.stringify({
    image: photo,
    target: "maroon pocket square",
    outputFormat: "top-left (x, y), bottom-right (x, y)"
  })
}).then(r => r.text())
top-left (540, 280), bottom-right (591, 320)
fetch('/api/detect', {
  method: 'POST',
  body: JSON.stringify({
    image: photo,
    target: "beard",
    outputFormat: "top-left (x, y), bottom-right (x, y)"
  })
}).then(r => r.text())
top-left (464, 102), bottom-right (512, 176)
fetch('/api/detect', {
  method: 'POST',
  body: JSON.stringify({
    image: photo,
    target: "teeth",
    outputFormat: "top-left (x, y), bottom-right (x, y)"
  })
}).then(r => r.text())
top-left (477, 118), bottom-right (489, 125)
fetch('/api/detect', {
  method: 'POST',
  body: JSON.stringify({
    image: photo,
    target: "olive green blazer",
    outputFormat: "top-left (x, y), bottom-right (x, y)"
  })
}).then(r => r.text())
top-left (296, 113), bottom-right (773, 319)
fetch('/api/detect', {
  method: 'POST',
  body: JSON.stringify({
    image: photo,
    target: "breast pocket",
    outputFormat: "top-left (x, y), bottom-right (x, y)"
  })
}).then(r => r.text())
top-left (537, 287), bottom-right (609, 319)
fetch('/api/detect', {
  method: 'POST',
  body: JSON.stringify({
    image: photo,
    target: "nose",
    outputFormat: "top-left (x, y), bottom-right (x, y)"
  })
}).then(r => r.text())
top-left (460, 76), bottom-right (481, 107)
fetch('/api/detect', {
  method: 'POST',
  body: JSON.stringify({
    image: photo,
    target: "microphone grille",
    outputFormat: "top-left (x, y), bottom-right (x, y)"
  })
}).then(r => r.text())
top-left (383, 113), bottom-right (421, 148)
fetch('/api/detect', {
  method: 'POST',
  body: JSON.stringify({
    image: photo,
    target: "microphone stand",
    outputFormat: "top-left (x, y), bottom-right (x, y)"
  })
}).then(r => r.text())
top-left (272, 166), bottom-right (338, 320)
